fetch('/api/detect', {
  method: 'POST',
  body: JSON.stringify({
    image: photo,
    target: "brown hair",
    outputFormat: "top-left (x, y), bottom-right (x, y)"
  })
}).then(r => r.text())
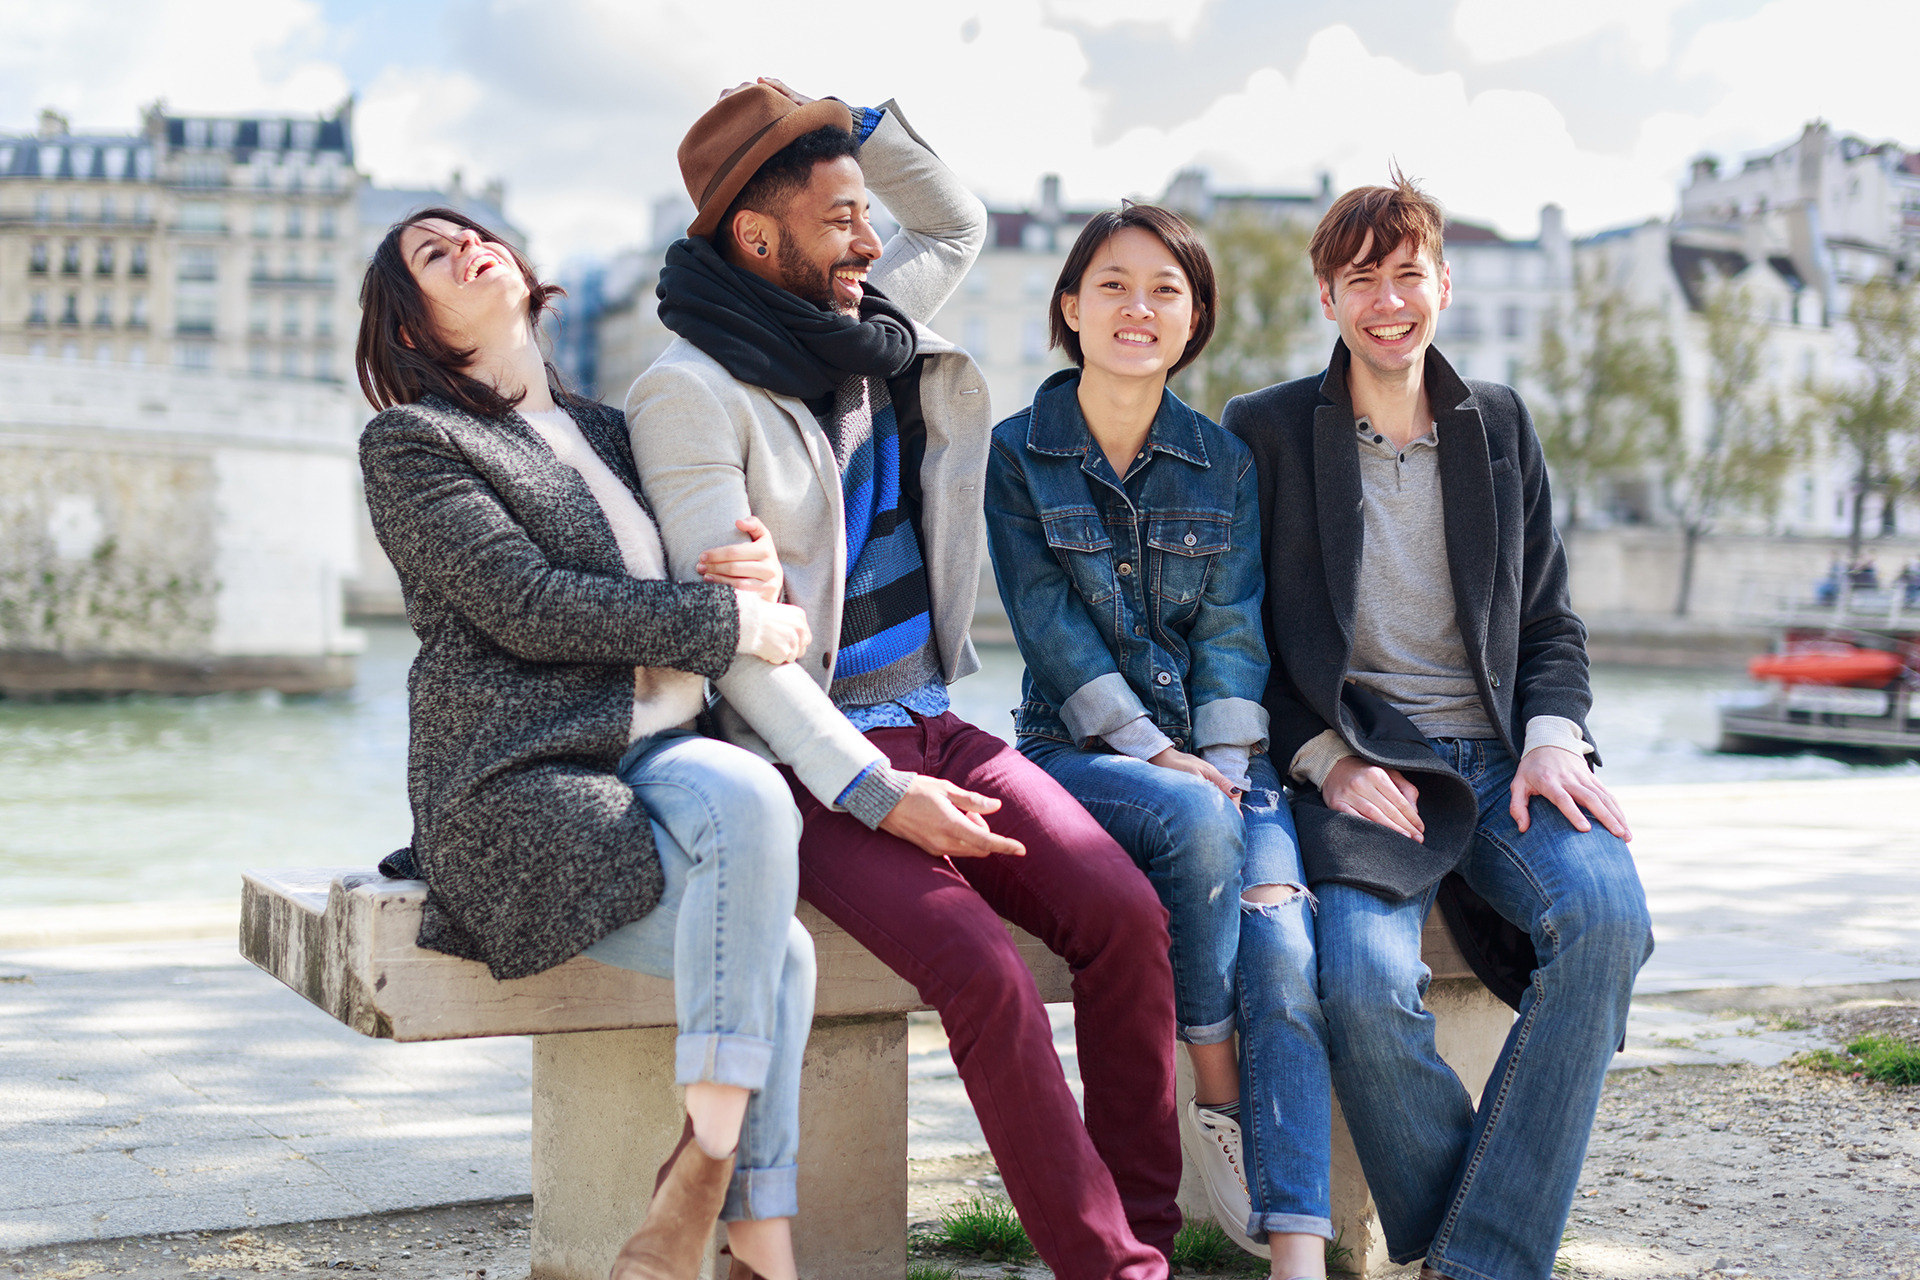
top-left (1048, 203), bottom-right (1217, 378)
top-left (1309, 169), bottom-right (1445, 294)
top-left (356, 206), bottom-right (566, 417)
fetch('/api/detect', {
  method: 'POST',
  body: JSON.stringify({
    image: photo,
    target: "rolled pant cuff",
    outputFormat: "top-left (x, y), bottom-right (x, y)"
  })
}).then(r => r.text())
top-left (675, 1033), bottom-right (775, 1091)
top-left (1179, 1012), bottom-right (1237, 1046)
top-left (1250, 1212), bottom-right (1333, 1241)
top-left (723, 1162), bottom-right (798, 1222)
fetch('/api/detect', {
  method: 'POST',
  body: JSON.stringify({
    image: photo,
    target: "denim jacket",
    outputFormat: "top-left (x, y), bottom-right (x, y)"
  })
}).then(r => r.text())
top-left (985, 369), bottom-right (1269, 766)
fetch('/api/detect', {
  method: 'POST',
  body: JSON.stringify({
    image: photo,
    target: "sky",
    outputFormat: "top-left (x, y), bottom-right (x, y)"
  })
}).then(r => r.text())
top-left (3, 0), bottom-right (1919, 267)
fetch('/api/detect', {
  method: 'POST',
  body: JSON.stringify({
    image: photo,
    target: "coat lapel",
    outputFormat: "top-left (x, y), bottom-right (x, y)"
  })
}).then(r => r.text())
top-left (1431, 352), bottom-right (1496, 664)
top-left (1312, 348), bottom-right (1364, 653)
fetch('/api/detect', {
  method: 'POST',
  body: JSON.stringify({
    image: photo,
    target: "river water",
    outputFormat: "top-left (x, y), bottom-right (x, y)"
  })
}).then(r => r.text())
top-left (1, 620), bottom-right (1912, 909)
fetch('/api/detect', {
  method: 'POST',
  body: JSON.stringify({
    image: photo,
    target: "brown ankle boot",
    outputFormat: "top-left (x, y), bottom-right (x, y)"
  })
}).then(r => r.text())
top-left (608, 1118), bottom-right (735, 1280)
top-left (718, 1246), bottom-right (760, 1280)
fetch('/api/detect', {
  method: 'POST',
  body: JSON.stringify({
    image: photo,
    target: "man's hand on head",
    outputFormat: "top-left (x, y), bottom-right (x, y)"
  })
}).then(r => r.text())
top-left (1322, 756), bottom-right (1425, 843)
top-left (878, 775), bottom-right (1026, 860)
top-left (1510, 746), bottom-right (1632, 841)
top-left (756, 77), bottom-right (815, 106)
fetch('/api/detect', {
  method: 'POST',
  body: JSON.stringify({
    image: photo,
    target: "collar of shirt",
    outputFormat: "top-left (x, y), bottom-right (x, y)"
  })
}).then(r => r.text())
top-left (1355, 414), bottom-right (1439, 459)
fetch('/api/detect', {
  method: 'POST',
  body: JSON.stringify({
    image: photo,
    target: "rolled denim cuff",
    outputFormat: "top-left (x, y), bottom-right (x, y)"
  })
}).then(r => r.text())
top-left (1179, 1011), bottom-right (1237, 1046)
top-left (674, 1032), bottom-right (775, 1092)
top-left (1192, 696), bottom-right (1269, 752)
top-left (1104, 714), bottom-right (1174, 761)
top-left (1288, 728), bottom-right (1356, 788)
top-left (1522, 714), bottom-right (1593, 758)
top-left (1249, 1211), bottom-right (1333, 1242)
top-left (1198, 744), bottom-right (1252, 793)
top-left (841, 764), bottom-right (916, 830)
top-left (1060, 671), bottom-right (1151, 743)
top-left (723, 1162), bottom-right (799, 1222)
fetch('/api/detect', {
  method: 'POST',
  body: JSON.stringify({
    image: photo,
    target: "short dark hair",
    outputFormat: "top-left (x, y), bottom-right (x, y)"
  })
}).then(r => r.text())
top-left (1048, 203), bottom-right (1217, 378)
top-left (720, 125), bottom-right (863, 241)
top-left (355, 206), bottom-right (566, 418)
top-left (1309, 168), bottom-right (1445, 291)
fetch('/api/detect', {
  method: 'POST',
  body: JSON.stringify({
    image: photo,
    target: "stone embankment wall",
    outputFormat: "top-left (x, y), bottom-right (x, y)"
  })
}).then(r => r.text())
top-left (0, 356), bottom-right (361, 694)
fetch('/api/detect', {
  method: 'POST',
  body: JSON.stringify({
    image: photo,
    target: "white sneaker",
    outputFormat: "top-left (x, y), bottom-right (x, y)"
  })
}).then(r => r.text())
top-left (1180, 1099), bottom-right (1270, 1260)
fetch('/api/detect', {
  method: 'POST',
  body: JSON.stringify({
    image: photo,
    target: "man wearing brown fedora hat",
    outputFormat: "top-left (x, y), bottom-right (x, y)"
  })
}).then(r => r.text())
top-left (627, 79), bottom-right (1181, 1280)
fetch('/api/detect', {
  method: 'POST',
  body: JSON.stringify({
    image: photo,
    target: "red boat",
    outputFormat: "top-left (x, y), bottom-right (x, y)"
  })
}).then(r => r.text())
top-left (1748, 642), bottom-right (1906, 688)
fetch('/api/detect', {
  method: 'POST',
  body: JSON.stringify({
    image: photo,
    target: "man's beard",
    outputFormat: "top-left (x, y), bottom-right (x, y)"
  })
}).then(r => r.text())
top-left (774, 235), bottom-right (865, 316)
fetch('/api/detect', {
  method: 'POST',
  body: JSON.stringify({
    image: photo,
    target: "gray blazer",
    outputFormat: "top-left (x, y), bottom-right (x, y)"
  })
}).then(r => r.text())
top-left (626, 102), bottom-right (991, 809)
top-left (360, 393), bottom-right (739, 980)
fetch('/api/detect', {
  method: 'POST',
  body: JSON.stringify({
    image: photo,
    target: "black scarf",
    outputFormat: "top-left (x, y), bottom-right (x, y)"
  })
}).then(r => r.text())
top-left (655, 236), bottom-right (918, 400)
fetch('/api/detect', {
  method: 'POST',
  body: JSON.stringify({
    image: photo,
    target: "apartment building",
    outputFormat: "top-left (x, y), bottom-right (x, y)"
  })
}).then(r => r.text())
top-left (0, 103), bottom-right (359, 381)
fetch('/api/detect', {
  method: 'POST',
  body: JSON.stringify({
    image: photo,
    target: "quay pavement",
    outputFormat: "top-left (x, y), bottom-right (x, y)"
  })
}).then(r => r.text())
top-left (2, 775), bottom-right (1917, 1249)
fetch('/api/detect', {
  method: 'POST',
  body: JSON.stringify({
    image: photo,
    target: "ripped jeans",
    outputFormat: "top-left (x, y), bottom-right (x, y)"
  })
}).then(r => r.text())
top-left (1021, 743), bottom-right (1333, 1240)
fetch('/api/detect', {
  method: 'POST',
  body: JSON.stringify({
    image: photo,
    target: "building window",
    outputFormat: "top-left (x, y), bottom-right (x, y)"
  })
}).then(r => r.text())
top-left (312, 347), bottom-right (334, 381)
top-left (93, 294), bottom-right (113, 326)
top-left (962, 316), bottom-right (989, 361)
top-left (1021, 317), bottom-right (1049, 364)
top-left (282, 297), bottom-right (302, 336)
top-left (281, 346), bottom-right (302, 378)
top-left (178, 247), bottom-right (218, 282)
top-left (29, 241), bottom-right (48, 273)
top-left (317, 207), bottom-right (335, 240)
top-left (177, 342), bottom-right (213, 370)
top-left (129, 242), bottom-right (148, 276)
top-left (313, 304), bottom-right (332, 338)
top-left (252, 249), bottom-right (270, 280)
top-left (289, 121), bottom-right (317, 151)
top-left (61, 240), bottom-right (81, 274)
top-left (133, 194), bottom-right (153, 224)
top-left (314, 251), bottom-right (334, 283)
top-left (100, 196), bottom-right (117, 224)
top-left (61, 341), bottom-right (80, 362)
top-left (28, 341), bottom-right (47, 361)
top-left (211, 120), bottom-right (237, 148)
top-left (285, 206), bottom-right (303, 238)
top-left (1446, 304), bottom-right (1483, 341)
top-left (178, 201), bottom-right (224, 233)
top-left (1506, 357), bottom-right (1523, 386)
top-left (184, 119), bottom-right (209, 148)
top-left (1500, 304), bottom-right (1525, 339)
top-left (283, 249), bottom-right (302, 281)
top-left (60, 292), bottom-right (80, 324)
top-left (128, 294), bottom-right (148, 328)
top-left (249, 345), bottom-right (269, 376)
top-left (176, 290), bottom-right (217, 334)
top-left (1022, 268), bottom-right (1049, 298)
top-left (66, 195), bottom-right (85, 223)
top-left (94, 343), bottom-right (113, 364)
top-left (27, 291), bottom-right (47, 324)
top-left (95, 240), bottom-right (114, 275)
top-left (964, 269), bottom-right (989, 297)
top-left (253, 161), bottom-right (274, 189)
top-left (105, 148), bottom-right (127, 180)
top-left (128, 343), bottom-right (145, 366)
top-left (253, 205), bottom-right (273, 237)
top-left (249, 296), bottom-right (269, 334)
top-left (33, 192), bottom-right (50, 222)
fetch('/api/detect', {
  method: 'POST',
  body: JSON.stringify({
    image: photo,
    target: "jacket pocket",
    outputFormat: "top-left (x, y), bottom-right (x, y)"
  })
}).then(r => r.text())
top-left (1042, 510), bottom-right (1116, 605)
top-left (1147, 516), bottom-right (1229, 606)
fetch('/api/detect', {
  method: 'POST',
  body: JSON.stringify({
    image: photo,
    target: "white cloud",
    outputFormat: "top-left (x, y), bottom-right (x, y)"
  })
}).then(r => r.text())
top-left (1451, 0), bottom-right (1693, 69)
top-left (1043, 0), bottom-right (1212, 41)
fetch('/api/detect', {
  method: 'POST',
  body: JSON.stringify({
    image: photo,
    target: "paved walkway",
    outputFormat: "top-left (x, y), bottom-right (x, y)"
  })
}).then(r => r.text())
top-left (2, 776), bottom-right (1916, 1249)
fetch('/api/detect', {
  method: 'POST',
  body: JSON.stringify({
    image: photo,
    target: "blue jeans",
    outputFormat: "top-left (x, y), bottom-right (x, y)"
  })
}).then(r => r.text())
top-left (1023, 743), bottom-right (1332, 1240)
top-left (581, 730), bottom-right (815, 1222)
top-left (1316, 737), bottom-right (1652, 1280)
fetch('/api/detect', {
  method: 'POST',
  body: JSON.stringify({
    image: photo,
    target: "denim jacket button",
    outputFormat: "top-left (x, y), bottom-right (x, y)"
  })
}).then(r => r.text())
top-left (1155, 671), bottom-right (1172, 686)
top-left (1117, 562), bottom-right (1132, 576)
top-left (1133, 625), bottom-right (1145, 637)
top-left (1183, 533), bottom-right (1196, 546)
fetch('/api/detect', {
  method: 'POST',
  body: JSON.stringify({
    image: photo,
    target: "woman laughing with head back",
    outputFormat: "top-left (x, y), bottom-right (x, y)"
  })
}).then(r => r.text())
top-left (356, 208), bottom-right (812, 1280)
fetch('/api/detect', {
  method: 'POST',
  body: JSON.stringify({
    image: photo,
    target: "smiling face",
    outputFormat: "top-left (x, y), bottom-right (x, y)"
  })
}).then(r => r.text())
top-left (1060, 226), bottom-right (1199, 385)
top-left (1319, 231), bottom-right (1450, 382)
top-left (731, 156), bottom-right (883, 314)
top-left (397, 217), bottom-right (531, 348)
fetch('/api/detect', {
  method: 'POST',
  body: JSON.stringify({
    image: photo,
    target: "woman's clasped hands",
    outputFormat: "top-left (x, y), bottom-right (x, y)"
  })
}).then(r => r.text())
top-left (701, 515), bottom-right (811, 666)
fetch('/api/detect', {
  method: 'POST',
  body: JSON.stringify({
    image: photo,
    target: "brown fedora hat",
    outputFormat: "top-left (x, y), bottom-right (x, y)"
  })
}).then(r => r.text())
top-left (679, 84), bottom-right (855, 240)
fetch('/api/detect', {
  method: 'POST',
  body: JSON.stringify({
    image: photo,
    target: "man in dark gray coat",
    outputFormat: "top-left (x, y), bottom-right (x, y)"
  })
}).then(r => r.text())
top-left (1222, 177), bottom-right (1652, 1280)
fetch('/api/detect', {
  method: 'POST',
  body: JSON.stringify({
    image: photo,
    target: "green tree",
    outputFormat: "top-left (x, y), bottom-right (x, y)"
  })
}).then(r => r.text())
top-left (1662, 275), bottom-right (1809, 616)
top-left (1527, 270), bottom-right (1680, 528)
top-left (1174, 209), bottom-right (1319, 420)
top-left (1807, 275), bottom-right (1920, 556)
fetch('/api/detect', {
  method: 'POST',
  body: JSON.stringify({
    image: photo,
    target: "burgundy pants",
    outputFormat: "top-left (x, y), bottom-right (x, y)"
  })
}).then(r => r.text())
top-left (785, 712), bottom-right (1180, 1280)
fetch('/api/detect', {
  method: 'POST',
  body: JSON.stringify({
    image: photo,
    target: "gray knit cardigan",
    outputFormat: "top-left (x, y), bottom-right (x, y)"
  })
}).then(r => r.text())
top-left (359, 392), bottom-right (739, 980)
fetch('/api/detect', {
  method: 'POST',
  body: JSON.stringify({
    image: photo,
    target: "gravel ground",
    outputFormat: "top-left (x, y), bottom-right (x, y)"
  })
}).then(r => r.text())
top-left (5, 999), bottom-right (1915, 1280)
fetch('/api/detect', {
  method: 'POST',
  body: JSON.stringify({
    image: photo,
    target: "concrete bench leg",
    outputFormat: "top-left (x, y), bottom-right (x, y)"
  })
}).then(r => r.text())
top-left (531, 1014), bottom-right (909, 1280)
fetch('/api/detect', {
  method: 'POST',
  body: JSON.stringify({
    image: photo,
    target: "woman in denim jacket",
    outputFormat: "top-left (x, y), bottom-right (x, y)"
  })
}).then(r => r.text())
top-left (985, 205), bottom-right (1331, 1279)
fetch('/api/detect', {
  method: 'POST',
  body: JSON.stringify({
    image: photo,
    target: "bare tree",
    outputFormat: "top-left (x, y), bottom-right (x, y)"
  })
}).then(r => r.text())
top-left (1663, 275), bottom-right (1809, 616)
top-left (1174, 209), bottom-right (1319, 419)
top-left (1528, 269), bottom-right (1679, 528)
top-left (1807, 275), bottom-right (1920, 556)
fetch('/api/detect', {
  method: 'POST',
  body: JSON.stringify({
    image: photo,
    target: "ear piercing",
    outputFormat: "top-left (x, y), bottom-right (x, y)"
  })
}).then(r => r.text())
top-left (756, 245), bottom-right (768, 256)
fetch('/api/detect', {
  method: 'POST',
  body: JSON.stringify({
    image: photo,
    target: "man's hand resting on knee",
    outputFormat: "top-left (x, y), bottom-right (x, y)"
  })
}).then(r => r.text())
top-left (1322, 757), bottom-right (1425, 843)
top-left (879, 776), bottom-right (1027, 859)
top-left (1510, 746), bottom-right (1632, 841)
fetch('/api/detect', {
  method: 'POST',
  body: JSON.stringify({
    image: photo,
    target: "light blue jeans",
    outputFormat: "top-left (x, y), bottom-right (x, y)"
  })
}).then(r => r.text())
top-left (1022, 743), bottom-right (1333, 1241)
top-left (581, 730), bottom-right (815, 1222)
top-left (1316, 737), bottom-right (1652, 1280)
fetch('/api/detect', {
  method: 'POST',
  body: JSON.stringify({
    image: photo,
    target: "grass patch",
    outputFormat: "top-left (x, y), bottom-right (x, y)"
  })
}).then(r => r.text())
top-left (1326, 1228), bottom-right (1356, 1275)
top-left (931, 1193), bottom-right (1034, 1261)
top-left (1801, 1034), bottom-right (1920, 1086)
top-left (1170, 1216), bottom-right (1234, 1270)
top-left (907, 1265), bottom-right (959, 1280)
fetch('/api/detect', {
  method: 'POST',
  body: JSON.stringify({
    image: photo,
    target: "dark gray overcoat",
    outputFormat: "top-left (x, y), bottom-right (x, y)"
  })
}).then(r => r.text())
top-left (359, 393), bottom-right (739, 980)
top-left (1222, 341), bottom-right (1600, 1007)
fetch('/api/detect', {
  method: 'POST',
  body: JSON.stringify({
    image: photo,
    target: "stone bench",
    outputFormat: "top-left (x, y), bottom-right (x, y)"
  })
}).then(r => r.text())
top-left (240, 868), bottom-right (1512, 1279)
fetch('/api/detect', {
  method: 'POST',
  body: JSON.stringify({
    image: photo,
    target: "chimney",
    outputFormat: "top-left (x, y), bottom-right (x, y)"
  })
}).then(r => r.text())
top-left (1316, 170), bottom-right (1334, 211)
top-left (37, 109), bottom-right (69, 139)
top-left (1161, 168), bottom-right (1210, 221)
top-left (1038, 173), bottom-right (1061, 225)
top-left (481, 178), bottom-right (505, 209)
top-left (1538, 204), bottom-right (1569, 287)
top-left (1797, 120), bottom-right (1829, 203)
top-left (1688, 155), bottom-right (1718, 187)
top-left (449, 169), bottom-right (465, 200)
